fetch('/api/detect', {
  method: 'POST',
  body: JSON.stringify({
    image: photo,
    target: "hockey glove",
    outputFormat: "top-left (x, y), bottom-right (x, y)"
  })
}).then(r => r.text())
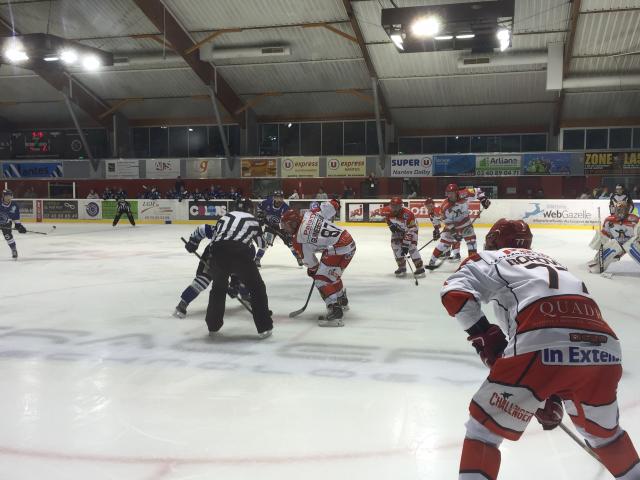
top-left (15, 223), bottom-right (27, 234)
top-left (185, 238), bottom-right (200, 253)
top-left (389, 223), bottom-right (403, 234)
top-left (433, 225), bottom-right (440, 240)
top-left (307, 264), bottom-right (319, 278)
top-left (401, 244), bottom-right (409, 257)
top-left (467, 324), bottom-right (507, 367)
top-left (535, 395), bottom-right (563, 431)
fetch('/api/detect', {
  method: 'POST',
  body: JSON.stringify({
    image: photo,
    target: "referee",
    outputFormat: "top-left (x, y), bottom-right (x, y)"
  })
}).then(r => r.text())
top-left (205, 197), bottom-right (273, 338)
top-left (112, 196), bottom-right (135, 227)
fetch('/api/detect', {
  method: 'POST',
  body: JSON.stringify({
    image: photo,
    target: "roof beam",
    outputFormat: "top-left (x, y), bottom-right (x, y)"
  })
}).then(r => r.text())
top-left (302, 23), bottom-right (357, 43)
top-left (0, 16), bottom-right (119, 129)
top-left (132, 0), bottom-right (246, 125)
top-left (552, 0), bottom-right (581, 135)
top-left (341, 0), bottom-right (392, 124)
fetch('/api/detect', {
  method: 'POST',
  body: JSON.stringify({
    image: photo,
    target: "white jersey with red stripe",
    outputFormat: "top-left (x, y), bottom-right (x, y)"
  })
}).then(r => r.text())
top-left (440, 198), bottom-right (472, 232)
top-left (294, 210), bottom-right (354, 267)
top-left (382, 206), bottom-right (418, 237)
top-left (601, 214), bottom-right (639, 245)
top-left (441, 248), bottom-right (621, 360)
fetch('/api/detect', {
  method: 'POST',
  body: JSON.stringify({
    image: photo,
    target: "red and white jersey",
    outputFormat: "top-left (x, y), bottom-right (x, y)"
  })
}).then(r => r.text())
top-left (293, 210), bottom-right (355, 267)
top-left (441, 248), bottom-right (621, 361)
top-left (382, 206), bottom-right (418, 239)
top-left (601, 214), bottom-right (638, 244)
top-left (439, 198), bottom-right (472, 232)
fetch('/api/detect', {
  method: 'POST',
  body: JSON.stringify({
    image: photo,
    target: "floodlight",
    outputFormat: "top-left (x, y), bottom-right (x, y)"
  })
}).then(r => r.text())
top-left (390, 33), bottom-right (404, 50)
top-left (5, 46), bottom-right (29, 62)
top-left (411, 16), bottom-right (441, 38)
top-left (497, 28), bottom-right (510, 51)
top-left (435, 35), bottom-right (453, 40)
top-left (82, 54), bottom-right (101, 71)
top-left (60, 49), bottom-right (78, 64)
top-left (44, 55), bottom-right (59, 62)
top-left (456, 33), bottom-right (475, 39)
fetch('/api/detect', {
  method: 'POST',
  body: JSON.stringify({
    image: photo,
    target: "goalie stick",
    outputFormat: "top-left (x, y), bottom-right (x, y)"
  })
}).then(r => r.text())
top-left (289, 280), bottom-right (315, 318)
top-left (180, 237), bottom-right (253, 314)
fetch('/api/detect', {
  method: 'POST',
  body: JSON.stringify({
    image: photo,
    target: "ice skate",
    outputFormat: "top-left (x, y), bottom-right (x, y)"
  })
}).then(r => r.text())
top-left (257, 329), bottom-right (273, 339)
top-left (337, 290), bottom-right (349, 311)
top-left (173, 300), bottom-right (187, 318)
top-left (394, 266), bottom-right (407, 277)
top-left (318, 304), bottom-right (344, 327)
top-left (414, 266), bottom-right (426, 277)
top-left (448, 253), bottom-right (461, 262)
top-left (11, 248), bottom-right (17, 260)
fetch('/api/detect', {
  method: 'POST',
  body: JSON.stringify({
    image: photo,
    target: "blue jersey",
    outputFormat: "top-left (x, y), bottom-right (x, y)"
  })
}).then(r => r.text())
top-left (258, 197), bottom-right (289, 226)
top-left (0, 201), bottom-right (20, 226)
top-left (190, 224), bottom-right (216, 243)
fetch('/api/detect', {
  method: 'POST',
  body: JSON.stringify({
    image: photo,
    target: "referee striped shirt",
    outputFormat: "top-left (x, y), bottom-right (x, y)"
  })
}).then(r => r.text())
top-left (211, 211), bottom-right (265, 249)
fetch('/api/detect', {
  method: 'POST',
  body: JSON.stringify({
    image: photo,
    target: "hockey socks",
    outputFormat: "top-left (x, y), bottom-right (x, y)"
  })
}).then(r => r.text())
top-left (459, 438), bottom-right (501, 480)
top-left (592, 431), bottom-right (640, 479)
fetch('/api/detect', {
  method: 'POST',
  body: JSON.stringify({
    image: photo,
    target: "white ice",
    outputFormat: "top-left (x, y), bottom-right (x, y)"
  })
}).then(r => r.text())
top-left (1, 223), bottom-right (639, 480)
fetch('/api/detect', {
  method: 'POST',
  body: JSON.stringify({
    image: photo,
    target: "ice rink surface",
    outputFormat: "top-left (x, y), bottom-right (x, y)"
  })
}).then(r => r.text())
top-left (1, 223), bottom-right (638, 480)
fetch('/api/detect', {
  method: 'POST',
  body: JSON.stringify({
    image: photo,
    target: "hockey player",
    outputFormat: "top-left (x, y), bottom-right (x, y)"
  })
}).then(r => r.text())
top-left (112, 197), bottom-right (135, 226)
top-left (426, 184), bottom-right (489, 269)
top-left (441, 219), bottom-right (639, 480)
top-left (175, 223), bottom-right (250, 318)
top-left (0, 189), bottom-right (26, 259)
top-left (280, 208), bottom-right (355, 327)
top-left (254, 190), bottom-right (302, 267)
top-left (381, 197), bottom-right (425, 277)
top-left (310, 196), bottom-right (340, 221)
top-left (588, 201), bottom-right (640, 273)
top-left (425, 197), bottom-right (460, 260)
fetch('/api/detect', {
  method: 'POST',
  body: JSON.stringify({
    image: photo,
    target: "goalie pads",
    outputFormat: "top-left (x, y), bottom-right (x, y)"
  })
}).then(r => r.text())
top-left (589, 230), bottom-right (607, 250)
top-left (623, 236), bottom-right (640, 266)
top-left (588, 238), bottom-right (623, 273)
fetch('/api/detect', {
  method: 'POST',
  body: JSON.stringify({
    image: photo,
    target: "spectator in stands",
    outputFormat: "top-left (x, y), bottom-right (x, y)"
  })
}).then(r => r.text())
top-left (227, 186), bottom-right (241, 201)
top-left (598, 186), bottom-right (610, 199)
top-left (175, 176), bottom-right (185, 196)
top-left (404, 178), bottom-right (419, 199)
top-left (23, 187), bottom-right (37, 198)
top-left (316, 187), bottom-right (328, 199)
top-left (102, 187), bottom-right (114, 200)
top-left (288, 189), bottom-right (300, 200)
top-left (87, 189), bottom-right (100, 199)
top-left (633, 185), bottom-right (639, 199)
top-left (165, 189), bottom-right (176, 200)
top-left (342, 185), bottom-right (353, 199)
top-left (192, 188), bottom-right (203, 201)
top-left (578, 189), bottom-right (591, 199)
top-left (363, 173), bottom-right (378, 198)
top-left (149, 187), bottom-right (160, 200)
top-left (534, 187), bottom-right (545, 199)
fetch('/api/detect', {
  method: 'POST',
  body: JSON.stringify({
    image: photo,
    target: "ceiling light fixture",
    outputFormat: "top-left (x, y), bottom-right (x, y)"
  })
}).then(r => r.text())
top-left (411, 16), bottom-right (441, 38)
top-left (60, 49), bottom-right (78, 65)
top-left (497, 28), bottom-right (510, 51)
top-left (82, 54), bottom-right (101, 71)
top-left (434, 35), bottom-right (453, 41)
top-left (456, 33), bottom-right (475, 39)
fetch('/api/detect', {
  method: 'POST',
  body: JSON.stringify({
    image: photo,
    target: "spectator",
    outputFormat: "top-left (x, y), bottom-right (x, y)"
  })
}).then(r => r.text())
top-left (150, 187), bottom-right (160, 200)
top-left (342, 185), bottom-right (353, 199)
top-left (363, 173), bottom-right (378, 198)
top-left (175, 176), bottom-right (185, 196)
top-left (23, 186), bottom-right (37, 198)
top-left (633, 185), bottom-right (639, 198)
top-left (534, 188), bottom-right (544, 199)
top-left (578, 189), bottom-right (591, 199)
top-left (288, 189), bottom-right (300, 200)
top-left (193, 188), bottom-right (203, 201)
top-left (404, 178), bottom-right (419, 199)
top-left (87, 189), bottom-right (99, 199)
top-left (316, 187), bottom-right (328, 199)
top-left (102, 187), bottom-right (114, 200)
top-left (598, 186), bottom-right (610, 199)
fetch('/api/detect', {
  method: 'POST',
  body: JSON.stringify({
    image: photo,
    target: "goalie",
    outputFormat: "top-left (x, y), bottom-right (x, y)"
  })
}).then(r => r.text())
top-left (588, 201), bottom-right (640, 273)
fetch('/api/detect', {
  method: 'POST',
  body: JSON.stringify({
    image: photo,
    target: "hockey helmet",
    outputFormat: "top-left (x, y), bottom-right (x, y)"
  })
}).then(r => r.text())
top-left (281, 209), bottom-right (302, 234)
top-left (389, 196), bottom-right (403, 214)
top-left (1, 189), bottom-right (13, 203)
top-left (445, 183), bottom-right (459, 202)
top-left (485, 218), bottom-right (533, 251)
top-left (234, 197), bottom-right (254, 214)
top-left (613, 201), bottom-right (628, 221)
top-left (272, 189), bottom-right (284, 206)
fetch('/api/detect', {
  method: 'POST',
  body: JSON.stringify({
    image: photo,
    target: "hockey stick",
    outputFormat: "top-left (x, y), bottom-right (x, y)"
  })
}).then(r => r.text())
top-left (289, 280), bottom-right (315, 318)
top-left (405, 256), bottom-right (419, 286)
top-left (558, 422), bottom-right (603, 465)
top-left (12, 227), bottom-right (50, 235)
top-left (180, 237), bottom-right (253, 314)
top-left (596, 207), bottom-right (604, 274)
top-left (417, 238), bottom-right (435, 252)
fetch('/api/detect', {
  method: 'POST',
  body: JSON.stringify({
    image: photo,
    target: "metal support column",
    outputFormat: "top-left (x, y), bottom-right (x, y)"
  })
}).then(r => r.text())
top-left (62, 92), bottom-right (97, 170)
top-left (209, 79), bottom-right (231, 159)
top-left (371, 76), bottom-right (385, 170)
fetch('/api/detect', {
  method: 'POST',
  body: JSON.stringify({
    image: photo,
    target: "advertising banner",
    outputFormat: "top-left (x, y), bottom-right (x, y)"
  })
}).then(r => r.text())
top-left (390, 155), bottom-right (433, 177)
top-left (584, 151), bottom-right (640, 175)
top-left (241, 158), bottom-right (277, 177)
top-left (513, 200), bottom-right (600, 226)
top-left (2, 162), bottom-right (63, 178)
top-left (475, 154), bottom-right (521, 176)
top-left (106, 159), bottom-right (139, 179)
top-left (432, 155), bottom-right (476, 176)
top-left (622, 151), bottom-right (640, 175)
top-left (326, 156), bottom-right (366, 177)
top-left (15, 200), bottom-right (34, 219)
top-left (102, 200), bottom-right (138, 220)
top-left (145, 159), bottom-right (180, 179)
top-left (188, 200), bottom-right (229, 220)
top-left (347, 203), bottom-right (364, 221)
top-left (43, 200), bottom-right (78, 219)
top-left (138, 199), bottom-right (177, 221)
top-left (77, 199), bottom-right (102, 220)
top-left (281, 156), bottom-right (320, 178)
top-left (522, 152), bottom-right (572, 175)
top-left (186, 158), bottom-right (223, 179)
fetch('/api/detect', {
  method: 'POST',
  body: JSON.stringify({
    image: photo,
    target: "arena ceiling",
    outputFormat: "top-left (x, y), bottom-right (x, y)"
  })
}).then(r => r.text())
top-left (0, 0), bottom-right (639, 134)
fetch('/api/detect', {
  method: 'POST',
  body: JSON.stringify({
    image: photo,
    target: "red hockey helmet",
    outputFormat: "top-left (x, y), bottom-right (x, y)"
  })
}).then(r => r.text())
top-left (389, 196), bottom-right (403, 214)
top-left (281, 209), bottom-right (302, 234)
top-left (445, 183), bottom-right (459, 201)
top-left (485, 218), bottom-right (533, 251)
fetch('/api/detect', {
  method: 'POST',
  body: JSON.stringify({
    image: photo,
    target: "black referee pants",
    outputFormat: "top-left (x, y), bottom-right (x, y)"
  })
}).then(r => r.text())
top-left (205, 241), bottom-right (272, 334)
top-left (113, 211), bottom-right (135, 226)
